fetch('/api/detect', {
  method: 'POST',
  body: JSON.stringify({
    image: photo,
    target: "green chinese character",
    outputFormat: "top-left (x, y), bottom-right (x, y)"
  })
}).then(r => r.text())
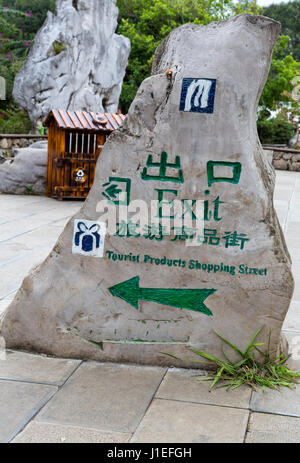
top-left (141, 152), bottom-right (184, 183)
top-left (102, 177), bottom-right (131, 206)
top-left (222, 231), bottom-right (249, 250)
top-left (207, 161), bottom-right (242, 187)
top-left (171, 226), bottom-right (195, 242)
top-left (197, 229), bottom-right (220, 246)
top-left (115, 221), bottom-right (140, 237)
top-left (142, 223), bottom-right (167, 241)
top-left (155, 189), bottom-right (178, 219)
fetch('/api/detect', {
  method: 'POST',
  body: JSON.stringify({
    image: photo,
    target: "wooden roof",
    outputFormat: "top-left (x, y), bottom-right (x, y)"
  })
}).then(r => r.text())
top-left (44, 109), bottom-right (125, 132)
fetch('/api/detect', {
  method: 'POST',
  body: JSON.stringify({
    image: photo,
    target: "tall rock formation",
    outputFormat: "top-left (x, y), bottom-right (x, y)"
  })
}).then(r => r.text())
top-left (13, 0), bottom-right (130, 130)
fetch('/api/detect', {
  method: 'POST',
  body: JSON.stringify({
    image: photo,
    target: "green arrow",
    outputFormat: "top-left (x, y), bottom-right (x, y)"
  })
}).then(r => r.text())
top-left (109, 276), bottom-right (216, 316)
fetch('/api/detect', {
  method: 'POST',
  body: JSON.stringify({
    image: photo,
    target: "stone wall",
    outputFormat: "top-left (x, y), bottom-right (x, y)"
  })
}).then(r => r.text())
top-left (270, 149), bottom-right (300, 172)
top-left (0, 135), bottom-right (47, 158)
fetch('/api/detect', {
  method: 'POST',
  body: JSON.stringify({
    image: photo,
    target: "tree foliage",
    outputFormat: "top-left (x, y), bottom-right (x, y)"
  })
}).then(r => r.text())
top-left (260, 34), bottom-right (299, 111)
top-left (0, 1), bottom-right (55, 132)
top-left (116, 0), bottom-right (299, 145)
top-left (0, 0), bottom-right (299, 142)
top-left (257, 114), bottom-right (295, 144)
top-left (116, 0), bottom-right (260, 111)
top-left (263, 0), bottom-right (300, 61)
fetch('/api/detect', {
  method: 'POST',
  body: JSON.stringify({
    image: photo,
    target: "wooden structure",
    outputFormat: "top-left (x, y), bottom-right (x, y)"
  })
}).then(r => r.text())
top-left (44, 109), bottom-right (125, 199)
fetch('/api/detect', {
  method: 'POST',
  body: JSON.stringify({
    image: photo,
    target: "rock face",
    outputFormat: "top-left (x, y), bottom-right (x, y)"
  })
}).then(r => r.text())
top-left (1, 15), bottom-right (294, 367)
top-left (13, 0), bottom-right (130, 130)
top-left (0, 142), bottom-right (47, 195)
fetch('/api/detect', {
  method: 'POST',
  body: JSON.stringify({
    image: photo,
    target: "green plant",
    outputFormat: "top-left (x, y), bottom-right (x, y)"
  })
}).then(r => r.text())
top-left (25, 184), bottom-right (33, 194)
top-left (0, 106), bottom-right (31, 133)
top-left (52, 40), bottom-right (68, 55)
top-left (257, 115), bottom-right (295, 144)
top-left (163, 327), bottom-right (300, 392)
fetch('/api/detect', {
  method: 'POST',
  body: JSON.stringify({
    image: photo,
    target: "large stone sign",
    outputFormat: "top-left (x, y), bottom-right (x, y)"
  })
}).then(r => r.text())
top-left (1, 14), bottom-right (294, 367)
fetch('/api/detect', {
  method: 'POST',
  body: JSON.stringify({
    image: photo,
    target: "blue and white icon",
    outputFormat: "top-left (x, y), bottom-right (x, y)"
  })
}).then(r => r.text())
top-left (180, 78), bottom-right (216, 113)
top-left (72, 219), bottom-right (106, 258)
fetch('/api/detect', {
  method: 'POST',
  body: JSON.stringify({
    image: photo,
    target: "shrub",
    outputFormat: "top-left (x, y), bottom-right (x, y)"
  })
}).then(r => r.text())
top-left (0, 107), bottom-right (31, 133)
top-left (257, 116), bottom-right (296, 144)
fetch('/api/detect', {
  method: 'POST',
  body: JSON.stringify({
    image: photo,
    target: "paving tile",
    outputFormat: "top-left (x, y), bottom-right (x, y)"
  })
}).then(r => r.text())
top-left (283, 302), bottom-right (300, 331)
top-left (12, 421), bottom-right (131, 443)
top-left (36, 362), bottom-right (166, 433)
top-left (287, 208), bottom-right (300, 223)
top-left (281, 330), bottom-right (300, 371)
top-left (0, 243), bottom-right (31, 265)
top-left (275, 172), bottom-right (297, 185)
top-left (292, 286), bottom-right (300, 304)
top-left (0, 380), bottom-right (57, 443)
top-left (0, 299), bottom-right (10, 316)
top-left (0, 272), bottom-right (23, 299)
top-left (288, 248), bottom-right (300, 263)
top-left (285, 222), bottom-right (300, 241)
top-left (0, 212), bottom-right (72, 242)
top-left (246, 412), bottom-right (300, 443)
top-left (0, 350), bottom-right (81, 385)
top-left (250, 383), bottom-right (300, 417)
top-left (0, 254), bottom-right (47, 276)
top-left (2, 290), bottom-right (18, 301)
top-left (291, 191), bottom-right (300, 202)
top-left (156, 368), bottom-right (251, 409)
top-left (274, 189), bottom-right (293, 201)
top-left (274, 208), bottom-right (287, 229)
top-left (0, 202), bottom-right (60, 225)
top-left (12, 225), bottom-right (69, 247)
top-left (131, 399), bottom-right (249, 443)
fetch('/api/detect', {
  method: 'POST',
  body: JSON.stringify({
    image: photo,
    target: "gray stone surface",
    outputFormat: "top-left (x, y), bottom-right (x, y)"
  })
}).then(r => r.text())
top-left (131, 399), bottom-right (249, 443)
top-left (156, 368), bottom-right (252, 408)
top-left (0, 142), bottom-right (47, 194)
top-left (36, 362), bottom-right (166, 433)
top-left (0, 350), bottom-right (81, 385)
top-left (246, 412), bottom-right (300, 443)
top-left (250, 384), bottom-right (300, 417)
top-left (13, 0), bottom-right (130, 130)
top-left (0, 380), bottom-right (57, 442)
top-left (1, 15), bottom-right (293, 367)
top-left (12, 421), bottom-right (131, 443)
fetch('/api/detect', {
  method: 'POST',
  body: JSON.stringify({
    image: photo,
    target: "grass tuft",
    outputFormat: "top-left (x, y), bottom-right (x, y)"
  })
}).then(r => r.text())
top-left (162, 327), bottom-right (300, 392)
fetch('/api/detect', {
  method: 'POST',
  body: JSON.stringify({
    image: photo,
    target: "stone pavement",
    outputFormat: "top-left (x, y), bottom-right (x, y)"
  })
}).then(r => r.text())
top-left (0, 170), bottom-right (300, 443)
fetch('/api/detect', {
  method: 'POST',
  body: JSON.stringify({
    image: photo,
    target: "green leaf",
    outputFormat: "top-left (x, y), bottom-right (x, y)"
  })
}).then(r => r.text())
top-left (243, 326), bottom-right (264, 356)
top-left (213, 330), bottom-right (244, 357)
top-left (209, 366), bottom-right (225, 390)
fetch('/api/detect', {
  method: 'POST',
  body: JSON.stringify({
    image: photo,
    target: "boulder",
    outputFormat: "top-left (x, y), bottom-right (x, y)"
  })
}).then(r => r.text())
top-left (0, 142), bottom-right (47, 195)
top-left (13, 0), bottom-right (130, 131)
top-left (1, 15), bottom-right (293, 368)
